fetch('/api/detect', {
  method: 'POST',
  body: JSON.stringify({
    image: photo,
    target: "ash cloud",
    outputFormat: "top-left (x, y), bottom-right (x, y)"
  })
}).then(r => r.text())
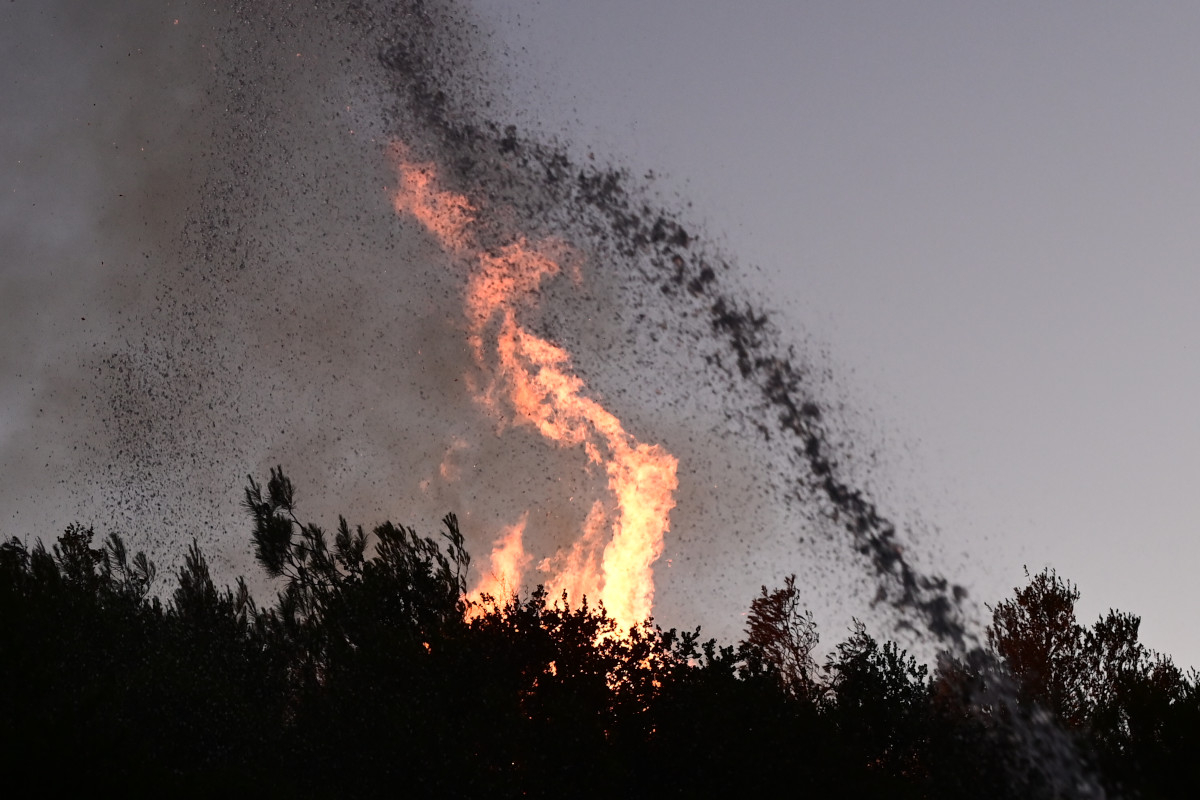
top-left (2, 1), bottom-right (213, 536)
top-left (375, 0), bottom-right (972, 647)
top-left (2, 0), bottom-right (970, 648)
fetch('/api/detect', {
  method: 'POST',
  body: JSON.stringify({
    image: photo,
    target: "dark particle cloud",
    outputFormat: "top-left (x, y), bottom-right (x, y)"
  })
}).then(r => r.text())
top-left (2, 0), bottom-right (969, 651)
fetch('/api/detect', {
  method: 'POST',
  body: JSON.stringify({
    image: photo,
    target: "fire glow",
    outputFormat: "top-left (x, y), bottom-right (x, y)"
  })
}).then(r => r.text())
top-left (390, 145), bottom-right (678, 632)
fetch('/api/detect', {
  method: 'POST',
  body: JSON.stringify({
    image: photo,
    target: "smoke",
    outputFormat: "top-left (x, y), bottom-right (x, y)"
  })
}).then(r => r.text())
top-left (1, 0), bottom-right (968, 647)
top-left (1, 1), bottom-right (212, 537)
top-left (3, 1), bottom-right (1112, 790)
top-left (374, 0), bottom-right (977, 648)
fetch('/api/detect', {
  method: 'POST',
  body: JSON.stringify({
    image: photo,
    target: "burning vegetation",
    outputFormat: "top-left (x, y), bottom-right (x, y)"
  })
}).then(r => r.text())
top-left (391, 147), bottom-right (678, 634)
top-left (1, 468), bottom-right (1197, 797)
top-left (5, 3), bottom-right (1195, 796)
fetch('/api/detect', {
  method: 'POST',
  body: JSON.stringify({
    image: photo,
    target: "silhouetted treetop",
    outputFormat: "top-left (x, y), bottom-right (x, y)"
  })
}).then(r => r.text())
top-left (1, 470), bottom-right (1197, 797)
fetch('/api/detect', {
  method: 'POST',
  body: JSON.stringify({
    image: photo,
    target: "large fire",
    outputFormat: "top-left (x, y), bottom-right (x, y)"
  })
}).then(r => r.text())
top-left (390, 145), bottom-right (678, 632)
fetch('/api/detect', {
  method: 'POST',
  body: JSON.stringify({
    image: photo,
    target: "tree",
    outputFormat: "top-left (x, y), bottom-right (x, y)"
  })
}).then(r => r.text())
top-left (986, 566), bottom-right (1200, 797)
top-left (744, 573), bottom-right (821, 701)
top-left (987, 567), bottom-right (1089, 727)
top-left (825, 621), bottom-right (931, 791)
top-left (9, 468), bottom-right (1200, 796)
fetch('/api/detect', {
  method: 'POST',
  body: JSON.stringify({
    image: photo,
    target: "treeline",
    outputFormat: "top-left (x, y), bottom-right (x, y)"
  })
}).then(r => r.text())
top-left (1, 469), bottom-right (1196, 798)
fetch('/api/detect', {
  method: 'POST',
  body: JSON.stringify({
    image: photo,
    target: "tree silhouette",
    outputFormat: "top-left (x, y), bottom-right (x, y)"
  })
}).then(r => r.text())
top-left (825, 620), bottom-right (931, 787)
top-left (987, 566), bottom-right (1090, 727)
top-left (4, 471), bottom-right (1200, 796)
top-left (986, 566), bottom-right (1199, 797)
top-left (744, 573), bottom-right (821, 701)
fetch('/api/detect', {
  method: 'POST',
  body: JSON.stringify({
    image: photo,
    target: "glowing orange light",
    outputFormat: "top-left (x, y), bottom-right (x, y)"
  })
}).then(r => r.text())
top-left (391, 144), bottom-right (678, 633)
top-left (466, 514), bottom-right (531, 619)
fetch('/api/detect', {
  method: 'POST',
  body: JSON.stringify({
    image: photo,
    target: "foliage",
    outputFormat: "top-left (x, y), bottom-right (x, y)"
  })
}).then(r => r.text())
top-left (1, 472), bottom-right (1197, 797)
top-left (985, 566), bottom-right (1197, 797)
top-left (744, 573), bottom-right (821, 701)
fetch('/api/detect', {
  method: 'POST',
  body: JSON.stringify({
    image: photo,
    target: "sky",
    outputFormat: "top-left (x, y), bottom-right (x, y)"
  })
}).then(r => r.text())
top-left (2, 1), bottom-right (1197, 667)
top-left (467, 0), bottom-right (1200, 667)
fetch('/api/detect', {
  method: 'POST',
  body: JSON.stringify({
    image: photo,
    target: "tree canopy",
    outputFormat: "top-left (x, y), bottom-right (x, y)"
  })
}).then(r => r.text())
top-left (1, 468), bottom-right (1196, 797)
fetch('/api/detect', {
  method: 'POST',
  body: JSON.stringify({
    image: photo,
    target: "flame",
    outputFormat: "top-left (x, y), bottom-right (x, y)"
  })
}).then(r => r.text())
top-left (392, 145), bottom-right (678, 632)
top-left (539, 500), bottom-right (607, 609)
top-left (467, 513), bottom-right (531, 618)
top-left (438, 436), bottom-right (469, 482)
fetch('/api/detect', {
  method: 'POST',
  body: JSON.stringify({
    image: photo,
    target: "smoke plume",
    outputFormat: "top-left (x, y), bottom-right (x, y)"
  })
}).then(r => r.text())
top-left (2, 0), bottom-right (969, 649)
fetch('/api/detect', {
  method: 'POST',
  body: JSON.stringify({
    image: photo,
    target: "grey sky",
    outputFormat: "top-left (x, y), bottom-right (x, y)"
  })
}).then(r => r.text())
top-left (471, 0), bottom-right (1200, 667)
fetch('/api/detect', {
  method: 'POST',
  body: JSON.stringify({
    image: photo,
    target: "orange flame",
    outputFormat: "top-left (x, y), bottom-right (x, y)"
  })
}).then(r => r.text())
top-left (467, 513), bottom-right (531, 619)
top-left (391, 144), bottom-right (679, 632)
top-left (539, 500), bottom-right (607, 610)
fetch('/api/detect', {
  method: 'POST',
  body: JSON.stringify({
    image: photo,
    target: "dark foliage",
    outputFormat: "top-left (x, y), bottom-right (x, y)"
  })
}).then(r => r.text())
top-left (1, 472), bottom-right (1196, 797)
